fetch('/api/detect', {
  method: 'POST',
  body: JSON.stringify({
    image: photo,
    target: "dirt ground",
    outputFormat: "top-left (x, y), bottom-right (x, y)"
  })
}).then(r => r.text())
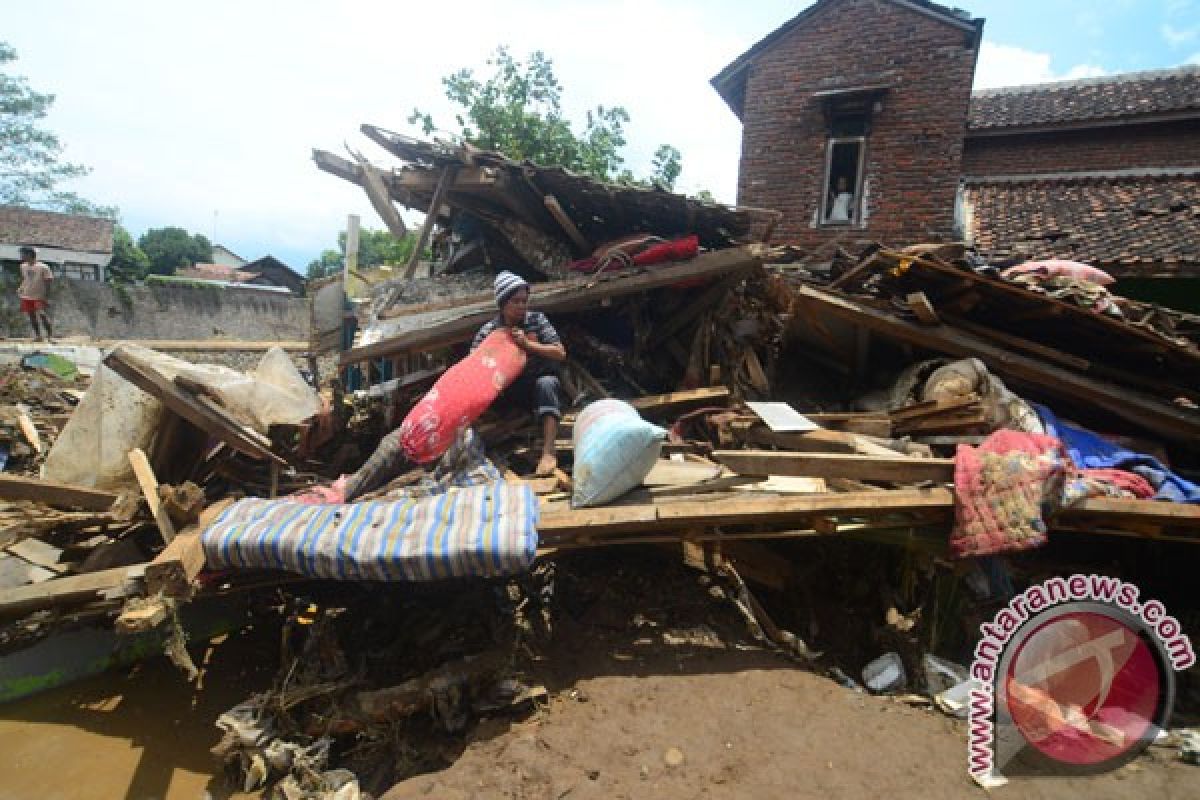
top-left (1, 548), bottom-right (1199, 800)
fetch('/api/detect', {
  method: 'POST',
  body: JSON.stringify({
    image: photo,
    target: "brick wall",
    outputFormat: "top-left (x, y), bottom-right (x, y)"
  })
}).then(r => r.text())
top-left (736, 0), bottom-right (980, 249)
top-left (963, 120), bottom-right (1200, 176)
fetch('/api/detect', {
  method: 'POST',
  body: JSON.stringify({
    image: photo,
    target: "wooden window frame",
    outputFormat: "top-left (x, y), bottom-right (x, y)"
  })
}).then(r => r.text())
top-left (819, 136), bottom-right (867, 227)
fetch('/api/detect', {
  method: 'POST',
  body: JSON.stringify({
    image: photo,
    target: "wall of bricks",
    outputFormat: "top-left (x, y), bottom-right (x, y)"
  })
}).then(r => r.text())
top-left (963, 120), bottom-right (1200, 176)
top-left (736, 0), bottom-right (980, 250)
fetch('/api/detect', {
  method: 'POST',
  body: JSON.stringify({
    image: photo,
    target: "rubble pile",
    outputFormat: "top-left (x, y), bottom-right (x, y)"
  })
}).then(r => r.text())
top-left (1, 131), bottom-right (1199, 797)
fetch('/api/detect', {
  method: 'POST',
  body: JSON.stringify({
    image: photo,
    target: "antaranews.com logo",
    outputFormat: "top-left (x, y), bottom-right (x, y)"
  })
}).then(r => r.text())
top-left (968, 574), bottom-right (1195, 785)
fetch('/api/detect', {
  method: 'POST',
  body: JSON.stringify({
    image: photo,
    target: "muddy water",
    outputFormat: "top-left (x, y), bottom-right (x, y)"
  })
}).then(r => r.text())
top-left (0, 625), bottom-right (276, 800)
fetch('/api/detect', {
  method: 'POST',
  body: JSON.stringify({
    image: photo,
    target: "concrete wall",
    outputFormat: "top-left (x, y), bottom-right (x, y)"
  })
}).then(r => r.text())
top-left (0, 278), bottom-right (308, 341)
top-left (736, 0), bottom-right (980, 248)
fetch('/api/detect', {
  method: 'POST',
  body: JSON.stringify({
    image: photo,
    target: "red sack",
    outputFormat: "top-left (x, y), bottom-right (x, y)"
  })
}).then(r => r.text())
top-left (398, 329), bottom-right (526, 464)
top-left (631, 234), bottom-right (698, 267)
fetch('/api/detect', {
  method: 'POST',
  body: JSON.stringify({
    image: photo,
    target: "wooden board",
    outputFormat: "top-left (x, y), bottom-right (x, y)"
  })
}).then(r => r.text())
top-left (342, 247), bottom-right (765, 364)
top-left (0, 565), bottom-right (143, 618)
top-left (128, 448), bottom-right (175, 544)
top-left (145, 498), bottom-right (237, 597)
top-left (794, 285), bottom-right (1200, 444)
top-left (0, 474), bottom-right (117, 512)
top-left (104, 347), bottom-right (286, 465)
top-left (713, 450), bottom-right (955, 483)
top-left (538, 488), bottom-right (955, 539)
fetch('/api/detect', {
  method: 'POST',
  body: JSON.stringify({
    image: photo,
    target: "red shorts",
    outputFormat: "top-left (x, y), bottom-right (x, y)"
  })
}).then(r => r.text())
top-left (19, 298), bottom-right (47, 314)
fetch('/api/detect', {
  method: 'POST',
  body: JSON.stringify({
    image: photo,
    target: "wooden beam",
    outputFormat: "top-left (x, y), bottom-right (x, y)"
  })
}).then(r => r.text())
top-left (906, 292), bottom-right (940, 325)
top-left (713, 450), bottom-right (955, 483)
top-left (1057, 497), bottom-right (1200, 529)
top-left (404, 165), bottom-right (456, 279)
top-left (0, 565), bottom-right (143, 618)
top-left (538, 488), bottom-right (954, 539)
top-left (104, 347), bottom-right (286, 465)
top-left (145, 498), bottom-right (236, 597)
top-left (543, 194), bottom-right (590, 252)
top-left (359, 161), bottom-right (408, 239)
top-left (0, 474), bottom-right (117, 512)
top-left (342, 246), bottom-right (765, 364)
top-left (793, 285), bottom-right (1200, 444)
top-left (128, 448), bottom-right (175, 544)
top-left (629, 386), bottom-right (732, 417)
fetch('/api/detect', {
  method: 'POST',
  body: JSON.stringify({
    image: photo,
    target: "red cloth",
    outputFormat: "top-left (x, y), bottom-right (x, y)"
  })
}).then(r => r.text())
top-left (19, 298), bottom-right (47, 313)
top-left (1079, 468), bottom-right (1155, 499)
top-left (397, 329), bottom-right (526, 464)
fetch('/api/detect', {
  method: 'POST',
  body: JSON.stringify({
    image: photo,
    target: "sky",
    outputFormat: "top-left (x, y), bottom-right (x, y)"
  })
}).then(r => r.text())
top-left (5, 0), bottom-right (1199, 274)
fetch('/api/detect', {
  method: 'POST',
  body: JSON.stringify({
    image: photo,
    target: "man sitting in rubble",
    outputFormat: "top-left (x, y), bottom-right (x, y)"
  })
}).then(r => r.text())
top-left (472, 271), bottom-right (567, 476)
top-left (337, 271), bottom-right (565, 502)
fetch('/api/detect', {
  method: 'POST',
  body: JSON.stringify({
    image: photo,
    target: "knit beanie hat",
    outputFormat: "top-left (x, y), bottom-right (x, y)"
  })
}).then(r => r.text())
top-left (494, 271), bottom-right (529, 308)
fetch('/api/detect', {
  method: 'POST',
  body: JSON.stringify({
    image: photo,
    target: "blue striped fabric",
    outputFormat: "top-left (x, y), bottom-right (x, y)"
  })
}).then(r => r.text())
top-left (200, 482), bottom-right (539, 581)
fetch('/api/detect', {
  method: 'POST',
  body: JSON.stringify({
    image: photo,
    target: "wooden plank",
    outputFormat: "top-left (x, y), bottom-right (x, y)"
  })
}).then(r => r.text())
top-left (343, 246), bottom-right (765, 364)
top-left (629, 386), bottom-right (731, 418)
top-left (1057, 497), bottom-right (1200, 529)
top-left (17, 412), bottom-right (42, 456)
top-left (906, 292), bottom-right (940, 325)
top-left (128, 448), bottom-right (175, 544)
top-left (0, 565), bottom-right (143, 618)
top-left (145, 498), bottom-right (236, 597)
top-left (538, 488), bottom-right (954, 539)
top-left (404, 165), bottom-right (456, 279)
top-left (793, 285), bottom-right (1200, 444)
top-left (543, 194), bottom-right (590, 252)
top-left (713, 450), bottom-right (955, 483)
top-left (942, 315), bottom-right (1090, 372)
top-left (0, 474), bottom-right (117, 512)
top-left (104, 347), bottom-right (285, 465)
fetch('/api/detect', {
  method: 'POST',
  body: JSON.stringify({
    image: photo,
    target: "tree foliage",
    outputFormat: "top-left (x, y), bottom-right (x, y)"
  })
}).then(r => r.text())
top-left (411, 47), bottom-right (683, 190)
top-left (0, 42), bottom-right (112, 215)
top-left (138, 226), bottom-right (212, 276)
top-left (107, 224), bottom-right (151, 282)
top-left (307, 229), bottom-right (420, 280)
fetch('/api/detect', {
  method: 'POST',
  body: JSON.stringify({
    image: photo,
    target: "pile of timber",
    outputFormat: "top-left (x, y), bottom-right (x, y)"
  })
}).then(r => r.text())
top-left (787, 243), bottom-right (1200, 450)
top-left (314, 127), bottom-right (778, 282)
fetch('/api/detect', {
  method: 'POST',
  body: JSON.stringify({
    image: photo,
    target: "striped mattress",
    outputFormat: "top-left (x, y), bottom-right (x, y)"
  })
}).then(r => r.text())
top-left (200, 481), bottom-right (539, 582)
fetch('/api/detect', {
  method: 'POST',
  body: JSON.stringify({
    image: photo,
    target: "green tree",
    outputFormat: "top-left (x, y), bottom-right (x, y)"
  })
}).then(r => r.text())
top-left (0, 42), bottom-right (112, 214)
top-left (106, 224), bottom-right (150, 282)
top-left (138, 226), bottom-right (212, 276)
top-left (410, 47), bottom-right (683, 189)
top-left (307, 229), bottom-right (420, 280)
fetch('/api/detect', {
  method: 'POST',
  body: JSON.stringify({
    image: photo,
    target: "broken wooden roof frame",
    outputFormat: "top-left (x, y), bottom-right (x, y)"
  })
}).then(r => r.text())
top-left (313, 126), bottom-right (780, 277)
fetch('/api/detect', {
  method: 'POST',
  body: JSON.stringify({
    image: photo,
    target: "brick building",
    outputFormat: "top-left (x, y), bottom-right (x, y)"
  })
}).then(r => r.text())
top-left (712, 0), bottom-right (1200, 288)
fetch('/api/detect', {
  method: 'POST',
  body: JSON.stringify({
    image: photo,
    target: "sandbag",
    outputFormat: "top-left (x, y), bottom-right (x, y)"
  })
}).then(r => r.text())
top-left (572, 399), bottom-right (665, 507)
top-left (398, 329), bottom-right (526, 464)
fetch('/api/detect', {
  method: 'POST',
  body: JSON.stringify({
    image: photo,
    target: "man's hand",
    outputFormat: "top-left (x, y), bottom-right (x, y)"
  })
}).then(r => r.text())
top-left (510, 327), bottom-right (538, 350)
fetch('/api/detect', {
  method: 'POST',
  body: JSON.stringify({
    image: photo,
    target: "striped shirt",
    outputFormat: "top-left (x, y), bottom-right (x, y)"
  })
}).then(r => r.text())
top-left (471, 311), bottom-right (561, 376)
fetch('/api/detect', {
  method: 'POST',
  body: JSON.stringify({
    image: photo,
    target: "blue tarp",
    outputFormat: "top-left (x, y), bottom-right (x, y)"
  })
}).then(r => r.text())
top-left (1035, 404), bottom-right (1200, 504)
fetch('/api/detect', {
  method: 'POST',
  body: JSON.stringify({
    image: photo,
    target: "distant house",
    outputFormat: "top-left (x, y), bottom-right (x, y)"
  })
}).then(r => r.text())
top-left (0, 206), bottom-right (114, 281)
top-left (211, 244), bottom-right (248, 268)
top-left (173, 255), bottom-right (305, 295)
top-left (712, 0), bottom-right (1200, 293)
top-left (242, 255), bottom-right (306, 295)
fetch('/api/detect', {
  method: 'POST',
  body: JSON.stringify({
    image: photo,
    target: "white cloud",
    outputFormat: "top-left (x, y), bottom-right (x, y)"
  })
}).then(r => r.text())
top-left (973, 42), bottom-right (1107, 90)
top-left (1162, 23), bottom-right (1198, 48)
top-left (1189, 52), bottom-right (1200, 65)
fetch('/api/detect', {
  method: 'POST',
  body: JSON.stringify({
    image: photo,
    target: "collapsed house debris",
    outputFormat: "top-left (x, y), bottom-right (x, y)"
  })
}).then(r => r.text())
top-left (2, 128), bottom-right (1200, 797)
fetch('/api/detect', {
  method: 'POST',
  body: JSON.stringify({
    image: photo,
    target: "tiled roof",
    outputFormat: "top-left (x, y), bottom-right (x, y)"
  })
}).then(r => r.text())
top-left (176, 263), bottom-right (257, 282)
top-left (0, 206), bottom-right (114, 254)
top-left (968, 65), bottom-right (1200, 131)
top-left (962, 172), bottom-right (1200, 277)
top-left (711, 0), bottom-right (983, 119)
